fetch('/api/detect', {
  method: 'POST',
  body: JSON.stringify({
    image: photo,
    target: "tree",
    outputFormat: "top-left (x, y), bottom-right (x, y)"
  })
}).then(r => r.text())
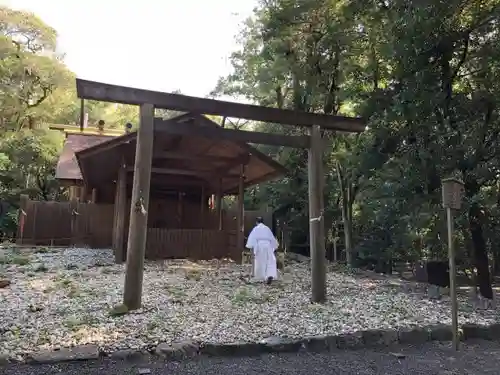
top-left (0, 6), bottom-right (71, 236)
top-left (0, 6), bottom-right (70, 130)
top-left (214, 0), bottom-right (500, 300)
top-left (0, 129), bottom-right (64, 203)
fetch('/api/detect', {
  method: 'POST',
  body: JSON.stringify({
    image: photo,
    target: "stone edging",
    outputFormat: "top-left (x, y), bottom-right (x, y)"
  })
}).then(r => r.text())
top-left (2, 323), bottom-right (500, 365)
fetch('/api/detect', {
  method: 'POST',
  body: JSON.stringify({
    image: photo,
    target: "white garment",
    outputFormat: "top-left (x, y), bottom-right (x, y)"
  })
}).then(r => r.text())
top-left (245, 223), bottom-right (279, 281)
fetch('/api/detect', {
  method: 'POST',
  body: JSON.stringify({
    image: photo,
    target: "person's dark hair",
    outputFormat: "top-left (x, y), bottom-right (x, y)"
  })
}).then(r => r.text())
top-left (256, 216), bottom-right (264, 224)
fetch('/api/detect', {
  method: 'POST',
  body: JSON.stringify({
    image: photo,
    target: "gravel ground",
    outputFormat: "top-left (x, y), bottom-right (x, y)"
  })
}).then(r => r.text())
top-left (0, 247), bottom-right (499, 360)
top-left (2, 340), bottom-right (500, 375)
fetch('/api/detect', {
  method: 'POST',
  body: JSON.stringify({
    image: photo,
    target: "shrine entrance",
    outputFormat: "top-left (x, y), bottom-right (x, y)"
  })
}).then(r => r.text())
top-left (75, 78), bottom-right (365, 307)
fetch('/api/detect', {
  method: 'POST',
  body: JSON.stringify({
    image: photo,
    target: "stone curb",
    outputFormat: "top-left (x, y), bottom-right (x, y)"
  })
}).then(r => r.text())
top-left (3, 323), bottom-right (500, 365)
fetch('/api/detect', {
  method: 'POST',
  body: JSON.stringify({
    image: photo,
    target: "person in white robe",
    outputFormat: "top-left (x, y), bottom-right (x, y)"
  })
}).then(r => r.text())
top-left (245, 217), bottom-right (279, 284)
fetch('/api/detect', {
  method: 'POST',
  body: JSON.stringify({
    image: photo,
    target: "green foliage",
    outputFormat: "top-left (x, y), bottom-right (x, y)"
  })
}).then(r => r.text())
top-left (0, 129), bottom-right (64, 209)
top-left (213, 0), bottom-right (500, 291)
top-left (2, 0), bottom-right (500, 297)
top-left (0, 5), bottom-right (139, 237)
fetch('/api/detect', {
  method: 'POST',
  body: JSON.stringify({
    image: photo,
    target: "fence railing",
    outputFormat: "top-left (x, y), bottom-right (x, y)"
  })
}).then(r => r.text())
top-left (16, 196), bottom-right (263, 262)
top-left (17, 197), bottom-right (114, 248)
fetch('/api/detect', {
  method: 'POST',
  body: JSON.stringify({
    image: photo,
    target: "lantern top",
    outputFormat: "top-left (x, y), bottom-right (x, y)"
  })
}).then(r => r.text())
top-left (442, 177), bottom-right (464, 186)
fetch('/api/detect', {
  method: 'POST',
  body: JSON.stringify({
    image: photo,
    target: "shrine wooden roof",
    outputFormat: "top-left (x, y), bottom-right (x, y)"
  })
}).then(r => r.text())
top-left (68, 113), bottom-right (288, 198)
top-left (55, 134), bottom-right (113, 184)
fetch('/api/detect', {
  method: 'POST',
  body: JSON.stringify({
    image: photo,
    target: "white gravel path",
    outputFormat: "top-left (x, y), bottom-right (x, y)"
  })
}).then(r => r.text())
top-left (0, 247), bottom-right (498, 360)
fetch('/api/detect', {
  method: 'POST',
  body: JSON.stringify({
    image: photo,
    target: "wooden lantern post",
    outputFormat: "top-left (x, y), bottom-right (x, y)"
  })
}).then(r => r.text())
top-left (441, 177), bottom-right (465, 351)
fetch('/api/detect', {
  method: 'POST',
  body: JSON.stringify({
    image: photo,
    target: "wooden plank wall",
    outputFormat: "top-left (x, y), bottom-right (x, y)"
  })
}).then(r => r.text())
top-left (145, 229), bottom-right (240, 261)
top-left (17, 198), bottom-right (263, 263)
top-left (16, 199), bottom-right (114, 247)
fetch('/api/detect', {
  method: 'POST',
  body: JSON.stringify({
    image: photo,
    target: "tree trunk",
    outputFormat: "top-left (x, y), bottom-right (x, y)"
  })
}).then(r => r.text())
top-left (346, 186), bottom-right (354, 258)
top-left (469, 203), bottom-right (493, 299)
top-left (337, 164), bottom-right (355, 267)
top-left (340, 191), bottom-right (354, 266)
top-left (492, 249), bottom-right (500, 276)
top-left (493, 249), bottom-right (500, 276)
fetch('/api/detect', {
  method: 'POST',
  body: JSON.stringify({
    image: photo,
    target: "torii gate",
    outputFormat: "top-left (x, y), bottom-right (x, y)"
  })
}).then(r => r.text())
top-left (75, 78), bottom-right (366, 308)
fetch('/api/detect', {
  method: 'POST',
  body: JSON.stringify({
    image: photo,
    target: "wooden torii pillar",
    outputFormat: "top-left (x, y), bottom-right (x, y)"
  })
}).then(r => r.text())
top-left (123, 103), bottom-right (155, 310)
top-left (308, 125), bottom-right (326, 303)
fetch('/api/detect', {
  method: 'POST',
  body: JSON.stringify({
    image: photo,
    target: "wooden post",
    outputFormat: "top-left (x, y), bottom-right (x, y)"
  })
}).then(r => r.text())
top-left (180, 192), bottom-right (184, 227)
top-left (442, 177), bottom-right (464, 351)
top-left (17, 194), bottom-right (29, 245)
top-left (70, 198), bottom-right (80, 246)
top-left (80, 186), bottom-right (87, 202)
top-left (216, 178), bottom-right (223, 230)
top-left (236, 165), bottom-right (245, 253)
top-left (283, 222), bottom-right (291, 254)
top-left (123, 103), bottom-right (155, 310)
top-left (79, 98), bottom-right (85, 132)
top-left (112, 184), bottom-right (119, 254)
top-left (69, 186), bottom-right (77, 200)
top-left (308, 125), bottom-right (326, 303)
top-left (112, 160), bottom-right (127, 263)
top-left (446, 207), bottom-right (459, 350)
top-left (177, 192), bottom-right (183, 227)
top-left (319, 147), bottom-right (326, 260)
top-left (200, 185), bottom-right (205, 229)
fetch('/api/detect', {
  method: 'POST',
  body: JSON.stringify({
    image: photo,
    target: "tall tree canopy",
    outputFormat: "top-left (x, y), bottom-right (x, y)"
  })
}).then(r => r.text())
top-left (0, 6), bottom-right (138, 237)
top-left (213, 0), bottom-right (500, 298)
top-left (2, 1), bottom-right (500, 299)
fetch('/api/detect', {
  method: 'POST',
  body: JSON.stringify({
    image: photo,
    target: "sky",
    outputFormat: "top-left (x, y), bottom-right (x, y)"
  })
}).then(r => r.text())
top-left (2, 0), bottom-right (257, 98)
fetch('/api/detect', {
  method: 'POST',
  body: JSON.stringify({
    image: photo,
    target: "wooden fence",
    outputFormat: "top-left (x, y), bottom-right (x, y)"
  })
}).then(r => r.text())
top-left (145, 229), bottom-right (240, 261)
top-left (17, 198), bottom-right (261, 262)
top-left (17, 199), bottom-right (114, 248)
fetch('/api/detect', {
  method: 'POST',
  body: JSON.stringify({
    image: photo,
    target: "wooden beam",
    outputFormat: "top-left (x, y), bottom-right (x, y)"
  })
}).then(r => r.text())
top-left (149, 187), bottom-right (210, 197)
top-left (49, 123), bottom-right (124, 136)
top-left (155, 119), bottom-right (310, 148)
top-left (127, 166), bottom-right (240, 178)
top-left (153, 151), bottom-right (236, 163)
top-left (76, 132), bottom-right (135, 159)
top-left (54, 128), bottom-right (124, 137)
top-left (76, 79), bottom-right (365, 132)
top-left (142, 176), bottom-right (215, 190)
top-left (308, 125), bottom-right (326, 303)
top-left (131, 171), bottom-right (216, 189)
top-left (213, 153), bottom-right (250, 176)
top-left (123, 103), bottom-right (155, 310)
top-left (112, 160), bottom-right (127, 264)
